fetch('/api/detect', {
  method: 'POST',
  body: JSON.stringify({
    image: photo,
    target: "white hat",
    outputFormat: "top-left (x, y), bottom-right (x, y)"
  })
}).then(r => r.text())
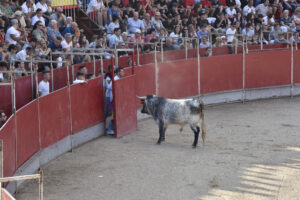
top-left (135, 29), bottom-right (141, 34)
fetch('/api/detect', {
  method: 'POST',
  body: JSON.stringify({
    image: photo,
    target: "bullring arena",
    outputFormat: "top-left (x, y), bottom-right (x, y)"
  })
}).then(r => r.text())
top-left (1, 31), bottom-right (300, 200)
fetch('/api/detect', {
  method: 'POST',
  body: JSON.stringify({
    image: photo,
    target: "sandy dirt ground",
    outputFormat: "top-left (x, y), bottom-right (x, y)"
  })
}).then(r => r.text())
top-left (16, 97), bottom-right (300, 200)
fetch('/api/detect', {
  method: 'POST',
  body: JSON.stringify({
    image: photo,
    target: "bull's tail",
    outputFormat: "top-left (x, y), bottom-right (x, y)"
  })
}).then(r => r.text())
top-left (200, 104), bottom-right (206, 144)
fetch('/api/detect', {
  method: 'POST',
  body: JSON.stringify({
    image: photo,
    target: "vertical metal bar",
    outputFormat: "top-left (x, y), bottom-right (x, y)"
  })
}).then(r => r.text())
top-left (296, 40), bottom-right (298, 50)
top-left (260, 30), bottom-right (263, 50)
top-left (35, 70), bottom-right (39, 98)
top-left (10, 71), bottom-right (14, 114)
top-left (136, 42), bottom-right (140, 66)
top-left (185, 37), bottom-right (188, 60)
top-left (246, 37), bottom-right (248, 54)
top-left (67, 65), bottom-right (70, 86)
top-left (111, 56), bottom-right (116, 136)
top-left (0, 181), bottom-right (2, 200)
top-left (155, 46), bottom-right (158, 95)
top-left (291, 40), bottom-right (294, 98)
top-left (93, 55), bottom-right (96, 76)
top-left (131, 50), bottom-right (135, 74)
top-left (39, 171), bottom-right (44, 200)
top-left (242, 37), bottom-right (246, 103)
top-left (114, 45), bottom-right (118, 67)
top-left (161, 40), bottom-right (164, 63)
top-left (209, 32), bottom-right (213, 56)
top-left (235, 35), bottom-right (238, 54)
top-left (197, 38), bottom-right (200, 96)
top-left (50, 53), bottom-right (54, 92)
top-left (71, 63), bottom-right (74, 83)
top-left (100, 55), bottom-right (104, 75)
top-left (30, 58), bottom-right (34, 99)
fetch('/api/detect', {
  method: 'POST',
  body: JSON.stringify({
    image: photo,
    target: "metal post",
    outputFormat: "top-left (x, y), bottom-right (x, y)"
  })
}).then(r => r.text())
top-left (242, 37), bottom-right (246, 103)
top-left (30, 58), bottom-right (34, 99)
top-left (39, 170), bottom-right (44, 200)
top-left (10, 71), bottom-right (14, 114)
top-left (93, 55), bottom-right (96, 76)
top-left (131, 50), bottom-right (135, 74)
top-left (197, 38), bottom-right (200, 96)
top-left (161, 39), bottom-right (164, 63)
top-left (185, 37), bottom-right (188, 60)
top-left (66, 65), bottom-right (70, 86)
top-left (136, 41), bottom-right (140, 66)
top-left (100, 55), bottom-right (104, 76)
top-left (12, 74), bottom-right (16, 114)
top-left (155, 46), bottom-right (158, 95)
top-left (35, 69), bottom-right (39, 98)
top-left (235, 35), bottom-right (238, 54)
top-left (291, 40), bottom-right (294, 98)
top-left (245, 37), bottom-right (248, 54)
top-left (260, 30), bottom-right (263, 50)
top-left (114, 45), bottom-right (118, 67)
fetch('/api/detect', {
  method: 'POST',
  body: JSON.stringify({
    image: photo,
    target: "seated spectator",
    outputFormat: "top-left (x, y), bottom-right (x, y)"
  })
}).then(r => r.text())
top-left (78, 65), bottom-right (88, 76)
top-left (14, 61), bottom-right (28, 78)
top-left (50, 8), bottom-right (66, 29)
top-left (129, 29), bottom-right (144, 49)
top-left (145, 28), bottom-right (156, 42)
top-left (13, 10), bottom-right (27, 29)
top-left (31, 8), bottom-right (46, 27)
top-left (256, 0), bottom-right (269, 17)
top-left (0, 110), bottom-right (7, 128)
top-left (36, 38), bottom-right (51, 59)
top-left (127, 12), bottom-right (145, 35)
top-left (121, 31), bottom-right (129, 43)
top-left (31, 21), bottom-right (47, 41)
top-left (200, 36), bottom-right (211, 48)
top-left (0, 0), bottom-right (14, 18)
top-left (143, 13), bottom-right (154, 33)
top-left (163, 38), bottom-right (175, 51)
top-left (86, 0), bottom-right (107, 27)
top-left (38, 70), bottom-right (50, 97)
top-left (16, 46), bottom-right (32, 61)
top-left (242, 23), bottom-right (255, 42)
top-left (22, 37), bottom-right (37, 51)
top-left (61, 33), bottom-right (73, 51)
top-left (7, 44), bottom-right (17, 66)
top-left (36, 0), bottom-right (48, 14)
top-left (73, 71), bottom-right (86, 84)
top-left (75, 34), bottom-right (89, 48)
top-left (152, 12), bottom-right (164, 35)
top-left (107, 15), bottom-right (120, 39)
top-left (243, 0), bottom-right (256, 17)
top-left (169, 25), bottom-right (183, 49)
top-left (0, 61), bottom-right (8, 82)
top-left (107, 2), bottom-right (120, 25)
top-left (5, 19), bottom-right (27, 45)
top-left (0, 44), bottom-right (8, 61)
top-left (47, 19), bottom-right (62, 45)
top-left (48, 36), bottom-right (62, 52)
top-left (280, 10), bottom-right (292, 32)
top-left (87, 73), bottom-right (95, 80)
top-left (22, 0), bottom-right (36, 27)
top-left (109, 27), bottom-right (123, 48)
top-left (293, 7), bottom-right (300, 31)
top-left (143, 38), bottom-right (157, 53)
top-left (62, 22), bottom-right (80, 37)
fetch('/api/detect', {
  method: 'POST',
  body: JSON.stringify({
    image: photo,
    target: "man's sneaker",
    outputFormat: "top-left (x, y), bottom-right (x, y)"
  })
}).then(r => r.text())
top-left (107, 130), bottom-right (114, 135)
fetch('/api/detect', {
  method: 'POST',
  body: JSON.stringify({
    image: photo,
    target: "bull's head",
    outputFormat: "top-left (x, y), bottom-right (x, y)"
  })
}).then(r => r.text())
top-left (137, 95), bottom-right (155, 115)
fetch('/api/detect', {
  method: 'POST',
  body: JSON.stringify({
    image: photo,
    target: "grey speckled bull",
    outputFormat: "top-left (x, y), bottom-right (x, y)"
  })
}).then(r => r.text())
top-left (137, 95), bottom-right (206, 148)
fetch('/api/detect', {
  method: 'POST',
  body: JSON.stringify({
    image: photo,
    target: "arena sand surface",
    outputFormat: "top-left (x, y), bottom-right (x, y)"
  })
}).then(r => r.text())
top-left (16, 97), bottom-right (300, 200)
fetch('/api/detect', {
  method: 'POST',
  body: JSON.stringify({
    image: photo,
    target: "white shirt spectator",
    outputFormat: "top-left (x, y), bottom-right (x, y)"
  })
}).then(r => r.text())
top-left (22, 3), bottom-right (36, 14)
top-left (109, 34), bottom-right (123, 48)
top-left (5, 26), bottom-right (20, 45)
top-left (235, 0), bottom-right (241, 7)
top-left (0, 73), bottom-right (3, 81)
top-left (86, 0), bottom-right (105, 14)
top-left (256, 3), bottom-right (269, 16)
top-left (61, 40), bottom-right (73, 51)
top-left (31, 15), bottom-right (46, 26)
top-left (36, 2), bottom-right (48, 13)
top-left (226, 27), bottom-right (236, 43)
top-left (200, 41), bottom-right (211, 48)
top-left (73, 79), bottom-right (86, 84)
top-left (16, 49), bottom-right (28, 61)
top-left (263, 16), bottom-right (275, 25)
top-left (107, 22), bottom-right (120, 37)
top-left (128, 18), bottom-right (145, 34)
top-left (243, 5), bottom-right (256, 16)
top-left (38, 80), bottom-right (49, 97)
top-left (169, 32), bottom-right (181, 43)
top-left (242, 28), bottom-right (255, 37)
top-left (226, 7), bottom-right (237, 17)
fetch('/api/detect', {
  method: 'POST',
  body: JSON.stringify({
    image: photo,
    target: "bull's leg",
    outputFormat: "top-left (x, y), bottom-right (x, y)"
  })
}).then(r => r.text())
top-left (157, 120), bottom-right (165, 144)
top-left (190, 125), bottom-right (200, 148)
top-left (161, 126), bottom-right (167, 141)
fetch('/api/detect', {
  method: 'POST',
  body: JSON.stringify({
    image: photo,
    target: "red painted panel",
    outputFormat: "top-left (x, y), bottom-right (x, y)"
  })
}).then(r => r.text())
top-left (2, 189), bottom-right (15, 200)
top-left (71, 77), bottom-right (104, 133)
top-left (114, 75), bottom-right (137, 137)
top-left (293, 50), bottom-right (300, 83)
top-left (16, 100), bottom-right (39, 167)
top-left (163, 49), bottom-right (185, 62)
top-left (0, 116), bottom-right (16, 177)
top-left (140, 52), bottom-right (156, 65)
top-left (245, 50), bottom-right (291, 88)
top-left (0, 86), bottom-right (12, 117)
top-left (15, 76), bottom-right (33, 110)
top-left (212, 46), bottom-right (229, 56)
top-left (53, 67), bottom-right (68, 91)
top-left (39, 87), bottom-right (71, 148)
top-left (158, 59), bottom-right (198, 98)
top-left (201, 54), bottom-right (243, 94)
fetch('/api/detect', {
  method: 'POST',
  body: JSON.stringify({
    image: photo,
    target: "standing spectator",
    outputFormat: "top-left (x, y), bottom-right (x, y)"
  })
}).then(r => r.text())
top-left (31, 8), bottom-right (46, 27)
top-left (86, 0), bottom-right (107, 27)
top-left (47, 20), bottom-right (62, 45)
top-left (127, 12), bottom-right (145, 35)
top-left (109, 27), bottom-right (123, 48)
top-left (0, 110), bottom-right (7, 128)
top-left (38, 70), bottom-right (50, 97)
top-left (50, 8), bottom-right (66, 29)
top-left (5, 19), bottom-right (26, 45)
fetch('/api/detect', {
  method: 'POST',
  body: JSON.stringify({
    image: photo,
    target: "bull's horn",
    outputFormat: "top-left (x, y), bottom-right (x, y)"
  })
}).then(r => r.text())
top-left (136, 96), bottom-right (146, 100)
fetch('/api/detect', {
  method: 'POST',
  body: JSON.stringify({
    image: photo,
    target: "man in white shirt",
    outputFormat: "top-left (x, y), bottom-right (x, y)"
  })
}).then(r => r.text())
top-left (109, 28), bottom-right (123, 48)
top-left (38, 70), bottom-right (50, 97)
top-left (36, 0), bottom-right (48, 13)
top-left (16, 47), bottom-right (32, 61)
top-left (226, 23), bottom-right (236, 54)
top-left (73, 72), bottom-right (86, 84)
top-left (243, 0), bottom-right (256, 16)
top-left (61, 33), bottom-right (73, 51)
top-left (31, 8), bottom-right (46, 26)
top-left (256, 0), bottom-right (269, 17)
top-left (226, 4), bottom-right (237, 18)
top-left (5, 19), bottom-right (25, 45)
top-left (22, 0), bottom-right (36, 26)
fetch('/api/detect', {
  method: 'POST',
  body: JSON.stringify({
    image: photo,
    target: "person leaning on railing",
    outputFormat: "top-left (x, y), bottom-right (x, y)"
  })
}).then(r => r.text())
top-left (0, 110), bottom-right (7, 128)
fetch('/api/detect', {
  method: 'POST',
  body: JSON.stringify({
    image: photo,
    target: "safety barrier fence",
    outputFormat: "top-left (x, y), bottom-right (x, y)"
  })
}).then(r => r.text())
top-left (0, 44), bottom-right (300, 197)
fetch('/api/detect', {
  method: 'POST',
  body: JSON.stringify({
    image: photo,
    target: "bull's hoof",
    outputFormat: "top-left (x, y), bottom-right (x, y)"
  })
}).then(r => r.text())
top-left (156, 140), bottom-right (161, 145)
top-left (192, 145), bottom-right (197, 148)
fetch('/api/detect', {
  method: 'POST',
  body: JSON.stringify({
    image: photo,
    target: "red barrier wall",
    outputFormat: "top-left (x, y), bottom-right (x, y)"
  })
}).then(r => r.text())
top-left (16, 100), bottom-right (39, 167)
top-left (163, 49), bottom-right (185, 61)
top-left (39, 87), bottom-right (70, 148)
top-left (293, 50), bottom-right (300, 84)
top-left (158, 59), bottom-right (198, 98)
top-left (53, 67), bottom-right (68, 90)
top-left (70, 77), bottom-right (104, 133)
top-left (245, 50), bottom-right (291, 88)
top-left (1, 189), bottom-right (15, 200)
top-left (201, 54), bottom-right (243, 94)
top-left (114, 75), bottom-right (137, 137)
top-left (15, 76), bottom-right (33, 110)
top-left (0, 116), bottom-right (16, 177)
top-left (0, 86), bottom-right (12, 117)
